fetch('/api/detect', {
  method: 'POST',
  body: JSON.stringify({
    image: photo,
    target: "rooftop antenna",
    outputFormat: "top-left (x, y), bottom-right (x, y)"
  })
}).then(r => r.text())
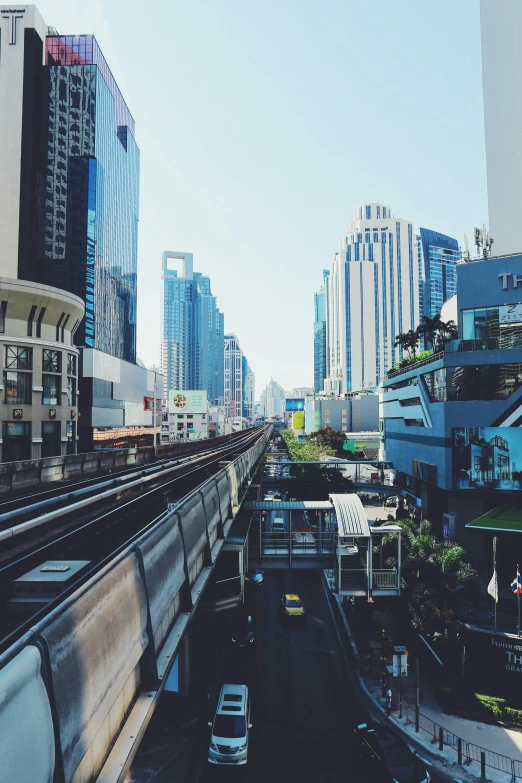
top-left (473, 226), bottom-right (494, 259)
top-left (462, 233), bottom-right (471, 262)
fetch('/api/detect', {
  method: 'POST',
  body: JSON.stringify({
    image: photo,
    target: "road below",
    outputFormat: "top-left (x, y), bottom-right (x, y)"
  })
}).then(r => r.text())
top-left (127, 570), bottom-right (453, 783)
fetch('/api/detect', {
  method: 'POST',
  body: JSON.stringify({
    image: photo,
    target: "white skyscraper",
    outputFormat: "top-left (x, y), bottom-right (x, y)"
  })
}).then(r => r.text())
top-left (481, 0), bottom-right (522, 256)
top-left (324, 203), bottom-right (419, 392)
top-left (260, 379), bottom-right (286, 418)
top-left (224, 334), bottom-right (243, 417)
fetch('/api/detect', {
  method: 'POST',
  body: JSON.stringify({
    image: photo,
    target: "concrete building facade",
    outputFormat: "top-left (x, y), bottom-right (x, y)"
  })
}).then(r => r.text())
top-left (481, 0), bottom-right (522, 257)
top-left (324, 203), bottom-right (420, 393)
top-left (304, 394), bottom-right (379, 435)
top-left (0, 277), bottom-right (84, 461)
top-left (381, 253), bottom-right (522, 554)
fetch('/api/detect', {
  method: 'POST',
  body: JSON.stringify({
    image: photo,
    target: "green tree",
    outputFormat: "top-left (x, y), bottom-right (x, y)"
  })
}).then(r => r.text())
top-left (309, 426), bottom-right (346, 455)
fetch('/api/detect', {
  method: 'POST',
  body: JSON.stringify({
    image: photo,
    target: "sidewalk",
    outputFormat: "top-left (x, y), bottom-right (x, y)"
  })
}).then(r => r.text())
top-left (322, 572), bottom-right (522, 783)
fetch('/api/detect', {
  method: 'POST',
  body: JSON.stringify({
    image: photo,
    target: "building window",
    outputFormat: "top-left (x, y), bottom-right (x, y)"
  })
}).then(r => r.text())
top-left (42, 421), bottom-right (61, 458)
top-left (404, 419), bottom-right (425, 427)
top-left (66, 421), bottom-right (75, 454)
top-left (376, 206), bottom-right (381, 219)
top-left (2, 421), bottom-right (31, 462)
top-left (341, 409), bottom-right (348, 415)
top-left (0, 301), bottom-right (7, 334)
top-left (3, 371), bottom-right (32, 404)
top-left (5, 346), bottom-right (32, 370)
top-left (341, 417), bottom-right (347, 423)
top-left (365, 205), bottom-right (371, 219)
top-left (186, 414), bottom-right (193, 419)
top-left (342, 425), bottom-right (347, 431)
top-left (423, 363), bottom-right (522, 402)
top-left (43, 349), bottom-right (62, 373)
top-left (67, 353), bottom-right (76, 376)
top-left (67, 376), bottom-right (75, 406)
top-left (177, 423), bottom-right (184, 431)
top-left (43, 374), bottom-right (60, 405)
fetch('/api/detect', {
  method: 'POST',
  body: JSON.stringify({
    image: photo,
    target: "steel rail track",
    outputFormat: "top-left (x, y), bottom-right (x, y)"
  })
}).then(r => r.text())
top-left (0, 431), bottom-right (250, 515)
top-left (0, 426), bottom-right (266, 652)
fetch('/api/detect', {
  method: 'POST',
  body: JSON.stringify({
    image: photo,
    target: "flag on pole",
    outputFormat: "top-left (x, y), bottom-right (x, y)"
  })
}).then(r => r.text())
top-left (488, 570), bottom-right (498, 602)
top-left (511, 565), bottom-right (522, 595)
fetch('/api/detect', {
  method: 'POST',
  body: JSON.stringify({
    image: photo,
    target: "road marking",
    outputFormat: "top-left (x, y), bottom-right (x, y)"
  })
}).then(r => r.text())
top-left (418, 756), bottom-right (432, 766)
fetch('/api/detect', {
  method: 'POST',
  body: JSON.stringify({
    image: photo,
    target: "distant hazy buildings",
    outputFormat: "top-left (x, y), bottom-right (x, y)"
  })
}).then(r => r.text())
top-left (260, 379), bottom-right (286, 418)
top-left (323, 203), bottom-right (419, 392)
top-left (314, 272), bottom-right (328, 393)
top-left (481, 0), bottom-right (522, 256)
top-left (287, 387), bottom-right (314, 399)
top-left (416, 229), bottom-right (460, 320)
top-left (161, 252), bottom-right (224, 404)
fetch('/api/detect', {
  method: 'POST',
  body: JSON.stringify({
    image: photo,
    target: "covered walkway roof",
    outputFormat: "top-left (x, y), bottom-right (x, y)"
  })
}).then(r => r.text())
top-left (245, 500), bottom-right (332, 511)
top-left (330, 494), bottom-right (370, 537)
top-left (466, 507), bottom-right (522, 533)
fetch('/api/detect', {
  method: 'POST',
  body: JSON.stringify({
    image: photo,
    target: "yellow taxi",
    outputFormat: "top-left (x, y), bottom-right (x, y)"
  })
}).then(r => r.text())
top-left (280, 593), bottom-right (305, 618)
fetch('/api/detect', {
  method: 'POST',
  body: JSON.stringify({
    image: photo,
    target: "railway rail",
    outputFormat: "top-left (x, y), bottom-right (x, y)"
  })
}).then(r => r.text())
top-left (0, 426), bottom-right (266, 652)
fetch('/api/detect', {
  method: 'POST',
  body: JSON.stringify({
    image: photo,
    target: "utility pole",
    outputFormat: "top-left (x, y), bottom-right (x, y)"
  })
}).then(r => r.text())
top-left (153, 372), bottom-right (157, 454)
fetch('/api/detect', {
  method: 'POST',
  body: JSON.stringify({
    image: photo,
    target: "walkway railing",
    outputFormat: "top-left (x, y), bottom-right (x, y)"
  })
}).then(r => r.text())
top-left (405, 705), bottom-right (520, 779)
top-left (386, 351), bottom-right (444, 379)
top-left (372, 570), bottom-right (398, 589)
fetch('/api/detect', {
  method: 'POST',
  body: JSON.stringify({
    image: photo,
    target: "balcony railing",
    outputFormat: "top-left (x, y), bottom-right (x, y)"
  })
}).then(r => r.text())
top-left (445, 337), bottom-right (499, 352)
top-left (372, 569), bottom-right (398, 589)
top-left (386, 351), bottom-right (443, 379)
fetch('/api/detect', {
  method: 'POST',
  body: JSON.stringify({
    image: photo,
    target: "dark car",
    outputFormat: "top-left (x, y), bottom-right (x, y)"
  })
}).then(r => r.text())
top-left (231, 615), bottom-right (255, 648)
top-left (245, 569), bottom-right (264, 587)
top-left (354, 724), bottom-right (430, 783)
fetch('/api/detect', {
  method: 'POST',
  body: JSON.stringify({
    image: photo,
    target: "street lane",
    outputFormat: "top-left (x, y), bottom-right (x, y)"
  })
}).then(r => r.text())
top-left (203, 569), bottom-right (365, 783)
top-left (128, 569), bottom-right (452, 783)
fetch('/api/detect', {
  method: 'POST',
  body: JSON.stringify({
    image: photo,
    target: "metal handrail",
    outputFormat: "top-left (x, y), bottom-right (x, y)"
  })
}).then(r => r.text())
top-left (372, 570), bottom-right (398, 588)
top-left (386, 351), bottom-right (444, 379)
top-left (405, 706), bottom-right (519, 778)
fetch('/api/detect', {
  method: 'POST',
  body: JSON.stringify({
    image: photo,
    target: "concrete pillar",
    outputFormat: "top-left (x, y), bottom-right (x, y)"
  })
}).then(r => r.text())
top-left (177, 632), bottom-right (191, 698)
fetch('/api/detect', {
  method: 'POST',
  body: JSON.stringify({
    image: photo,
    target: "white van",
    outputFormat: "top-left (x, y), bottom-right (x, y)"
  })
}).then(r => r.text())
top-left (208, 684), bottom-right (251, 766)
top-left (272, 517), bottom-right (285, 533)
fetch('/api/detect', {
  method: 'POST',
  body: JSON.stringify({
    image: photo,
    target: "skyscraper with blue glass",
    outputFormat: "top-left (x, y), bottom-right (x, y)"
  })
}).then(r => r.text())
top-left (416, 228), bottom-right (460, 322)
top-left (4, 29), bottom-right (139, 363)
top-left (161, 252), bottom-right (224, 405)
top-left (314, 271), bottom-right (329, 392)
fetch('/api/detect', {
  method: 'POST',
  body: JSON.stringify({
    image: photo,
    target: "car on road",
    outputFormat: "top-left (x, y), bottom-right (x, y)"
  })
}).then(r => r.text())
top-left (354, 723), bottom-right (430, 783)
top-left (280, 593), bottom-right (305, 618)
top-left (272, 517), bottom-right (285, 533)
top-left (231, 615), bottom-right (255, 648)
top-left (245, 569), bottom-right (264, 587)
top-left (208, 684), bottom-right (252, 766)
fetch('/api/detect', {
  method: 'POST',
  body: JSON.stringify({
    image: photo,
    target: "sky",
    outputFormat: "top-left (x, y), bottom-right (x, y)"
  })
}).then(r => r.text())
top-left (37, 0), bottom-right (488, 397)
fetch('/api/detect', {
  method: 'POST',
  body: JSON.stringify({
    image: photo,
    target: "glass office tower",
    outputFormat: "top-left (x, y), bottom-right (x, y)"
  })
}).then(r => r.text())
top-left (314, 270), bottom-right (328, 393)
top-left (38, 36), bottom-right (139, 362)
top-left (161, 252), bottom-right (224, 405)
top-left (416, 228), bottom-right (460, 321)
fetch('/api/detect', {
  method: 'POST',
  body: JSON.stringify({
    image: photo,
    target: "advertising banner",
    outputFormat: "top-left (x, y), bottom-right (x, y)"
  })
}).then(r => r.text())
top-left (168, 390), bottom-right (208, 414)
top-left (452, 427), bottom-right (522, 490)
top-left (292, 411), bottom-right (305, 429)
top-left (462, 626), bottom-right (522, 700)
top-left (286, 398), bottom-right (305, 412)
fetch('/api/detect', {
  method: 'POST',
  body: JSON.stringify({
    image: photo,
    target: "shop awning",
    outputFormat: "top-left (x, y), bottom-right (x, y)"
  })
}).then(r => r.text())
top-left (466, 507), bottom-right (522, 533)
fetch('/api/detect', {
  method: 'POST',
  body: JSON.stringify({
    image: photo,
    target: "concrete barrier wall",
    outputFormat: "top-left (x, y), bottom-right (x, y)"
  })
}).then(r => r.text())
top-left (138, 516), bottom-right (186, 652)
top-left (0, 646), bottom-right (55, 783)
top-left (0, 427), bottom-right (271, 783)
top-left (39, 554), bottom-right (149, 783)
top-left (0, 432), bottom-right (245, 495)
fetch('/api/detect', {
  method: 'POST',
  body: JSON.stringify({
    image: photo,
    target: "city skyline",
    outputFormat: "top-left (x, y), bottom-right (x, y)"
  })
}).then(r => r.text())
top-left (32, 0), bottom-right (488, 393)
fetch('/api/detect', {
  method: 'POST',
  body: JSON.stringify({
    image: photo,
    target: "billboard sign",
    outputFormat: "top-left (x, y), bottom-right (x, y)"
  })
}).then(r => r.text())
top-left (452, 427), bottom-right (522, 490)
top-left (292, 411), bottom-right (305, 429)
top-left (500, 304), bottom-right (522, 325)
top-left (286, 398), bottom-right (305, 412)
top-left (168, 390), bottom-right (208, 414)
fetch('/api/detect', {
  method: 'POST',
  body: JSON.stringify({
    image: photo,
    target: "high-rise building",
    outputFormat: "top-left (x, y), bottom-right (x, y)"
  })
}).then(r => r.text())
top-left (324, 203), bottom-right (419, 392)
top-left (0, 7), bottom-right (156, 453)
top-left (0, 13), bottom-right (139, 362)
top-left (260, 379), bottom-right (286, 418)
top-left (224, 334), bottom-right (243, 417)
top-left (242, 355), bottom-right (255, 420)
top-left (314, 271), bottom-right (328, 393)
top-left (480, 0), bottom-right (522, 256)
top-left (161, 252), bottom-right (224, 404)
top-left (416, 229), bottom-right (460, 321)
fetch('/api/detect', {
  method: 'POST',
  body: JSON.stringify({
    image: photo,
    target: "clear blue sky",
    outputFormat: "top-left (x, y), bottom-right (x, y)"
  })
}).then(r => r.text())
top-left (38, 0), bottom-right (487, 396)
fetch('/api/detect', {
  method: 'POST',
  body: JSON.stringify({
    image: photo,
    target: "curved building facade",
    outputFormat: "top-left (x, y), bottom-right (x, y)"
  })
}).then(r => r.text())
top-left (0, 277), bottom-right (84, 462)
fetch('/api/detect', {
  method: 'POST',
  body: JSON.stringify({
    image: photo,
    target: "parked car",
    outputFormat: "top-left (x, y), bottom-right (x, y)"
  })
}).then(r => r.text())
top-left (208, 684), bottom-right (252, 766)
top-left (231, 615), bottom-right (255, 648)
top-left (272, 517), bottom-right (285, 533)
top-left (245, 569), bottom-right (264, 587)
top-left (354, 723), bottom-right (430, 783)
